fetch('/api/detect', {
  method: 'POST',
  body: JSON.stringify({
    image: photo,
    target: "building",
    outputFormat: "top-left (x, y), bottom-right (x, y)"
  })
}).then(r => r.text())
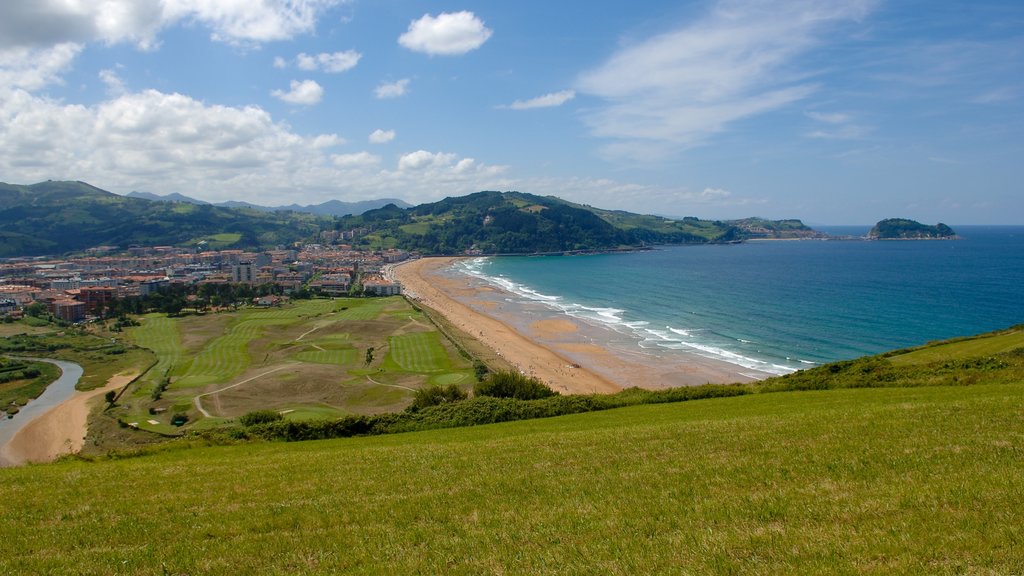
top-left (79, 286), bottom-right (118, 314)
top-left (231, 262), bottom-right (255, 285)
top-left (49, 299), bottom-right (86, 322)
top-left (139, 277), bottom-right (170, 296)
top-left (0, 298), bottom-right (16, 315)
top-left (363, 280), bottom-right (401, 296)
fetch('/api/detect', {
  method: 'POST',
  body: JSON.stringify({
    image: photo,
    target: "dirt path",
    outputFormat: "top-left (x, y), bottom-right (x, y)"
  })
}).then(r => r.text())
top-left (366, 374), bottom-right (416, 392)
top-left (0, 372), bottom-right (138, 466)
top-left (193, 365), bottom-right (292, 417)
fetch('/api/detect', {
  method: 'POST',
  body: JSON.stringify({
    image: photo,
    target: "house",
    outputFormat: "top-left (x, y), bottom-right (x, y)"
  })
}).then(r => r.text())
top-left (363, 279), bottom-right (401, 296)
top-left (49, 299), bottom-right (86, 323)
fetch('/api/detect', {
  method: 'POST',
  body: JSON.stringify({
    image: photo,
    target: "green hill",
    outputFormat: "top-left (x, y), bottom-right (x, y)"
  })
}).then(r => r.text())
top-left (0, 182), bottom-right (822, 257)
top-left (1, 327), bottom-right (1021, 574)
top-left (337, 191), bottom-right (819, 254)
top-left (869, 218), bottom-right (957, 239)
top-left (0, 181), bottom-right (326, 256)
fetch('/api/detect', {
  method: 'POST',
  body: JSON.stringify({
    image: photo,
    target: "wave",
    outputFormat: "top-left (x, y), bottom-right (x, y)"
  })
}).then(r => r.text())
top-left (454, 258), bottom-right (798, 376)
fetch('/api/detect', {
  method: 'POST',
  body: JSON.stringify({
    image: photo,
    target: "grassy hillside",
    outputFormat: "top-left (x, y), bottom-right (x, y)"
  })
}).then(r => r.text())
top-left (337, 191), bottom-right (761, 254)
top-left (1, 328), bottom-right (1022, 574)
top-left (0, 181), bottom-right (326, 256)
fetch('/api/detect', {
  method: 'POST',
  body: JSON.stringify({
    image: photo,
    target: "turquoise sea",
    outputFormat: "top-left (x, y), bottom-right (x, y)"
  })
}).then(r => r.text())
top-left (453, 226), bottom-right (1024, 376)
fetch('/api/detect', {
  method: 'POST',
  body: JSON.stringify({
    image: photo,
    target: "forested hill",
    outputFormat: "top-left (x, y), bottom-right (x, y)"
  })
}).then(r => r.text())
top-left (0, 181), bottom-right (325, 257)
top-left (869, 218), bottom-right (957, 240)
top-left (0, 181), bottom-right (822, 257)
top-left (334, 191), bottom-right (816, 254)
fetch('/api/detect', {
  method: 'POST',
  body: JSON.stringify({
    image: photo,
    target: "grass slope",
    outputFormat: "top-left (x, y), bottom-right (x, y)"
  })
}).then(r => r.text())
top-left (1, 381), bottom-right (1021, 574)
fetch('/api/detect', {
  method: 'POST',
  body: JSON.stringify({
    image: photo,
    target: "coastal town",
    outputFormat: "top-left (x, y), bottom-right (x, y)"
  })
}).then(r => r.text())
top-left (0, 238), bottom-right (409, 323)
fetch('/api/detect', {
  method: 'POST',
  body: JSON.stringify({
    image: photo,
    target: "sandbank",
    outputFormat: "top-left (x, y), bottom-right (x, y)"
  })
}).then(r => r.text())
top-left (394, 257), bottom-right (764, 393)
top-left (0, 372), bottom-right (138, 466)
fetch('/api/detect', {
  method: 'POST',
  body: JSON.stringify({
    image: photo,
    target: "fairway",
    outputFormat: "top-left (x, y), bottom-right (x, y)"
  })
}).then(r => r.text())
top-left (386, 331), bottom-right (450, 372)
top-left (2, 381), bottom-right (1021, 574)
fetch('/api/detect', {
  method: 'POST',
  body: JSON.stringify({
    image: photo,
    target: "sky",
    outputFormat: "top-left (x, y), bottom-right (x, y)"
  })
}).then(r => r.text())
top-left (0, 0), bottom-right (1022, 224)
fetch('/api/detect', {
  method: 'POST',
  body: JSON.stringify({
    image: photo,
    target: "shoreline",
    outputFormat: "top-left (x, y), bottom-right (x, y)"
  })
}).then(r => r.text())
top-left (393, 257), bottom-right (765, 393)
top-left (0, 371), bottom-right (138, 467)
top-left (395, 258), bottom-right (620, 394)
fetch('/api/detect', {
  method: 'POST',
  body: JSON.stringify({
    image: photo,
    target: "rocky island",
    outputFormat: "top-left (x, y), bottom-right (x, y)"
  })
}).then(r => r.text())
top-left (869, 218), bottom-right (957, 240)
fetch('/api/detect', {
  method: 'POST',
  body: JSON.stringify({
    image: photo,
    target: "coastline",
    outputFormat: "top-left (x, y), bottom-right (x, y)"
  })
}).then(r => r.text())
top-left (393, 257), bottom-right (766, 393)
top-left (0, 371), bottom-right (137, 467)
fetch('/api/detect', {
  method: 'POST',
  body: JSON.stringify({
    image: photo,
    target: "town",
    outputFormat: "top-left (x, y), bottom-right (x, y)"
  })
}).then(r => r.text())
top-left (0, 238), bottom-right (409, 323)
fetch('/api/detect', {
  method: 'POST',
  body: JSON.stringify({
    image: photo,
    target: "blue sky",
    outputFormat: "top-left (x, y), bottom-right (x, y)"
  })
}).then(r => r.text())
top-left (0, 0), bottom-right (1021, 224)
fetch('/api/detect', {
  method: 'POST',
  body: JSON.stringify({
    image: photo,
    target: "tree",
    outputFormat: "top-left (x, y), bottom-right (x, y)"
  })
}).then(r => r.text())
top-left (409, 384), bottom-right (467, 411)
top-left (474, 371), bottom-right (557, 400)
top-left (24, 302), bottom-right (48, 318)
top-left (365, 347), bottom-right (375, 365)
top-left (104, 390), bottom-right (117, 405)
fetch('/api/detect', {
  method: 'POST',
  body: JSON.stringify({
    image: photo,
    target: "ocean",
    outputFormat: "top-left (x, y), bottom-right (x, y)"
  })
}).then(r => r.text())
top-left (452, 226), bottom-right (1024, 376)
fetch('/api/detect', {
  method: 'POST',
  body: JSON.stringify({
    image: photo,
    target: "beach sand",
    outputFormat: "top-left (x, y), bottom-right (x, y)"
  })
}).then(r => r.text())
top-left (0, 372), bottom-right (138, 466)
top-left (394, 257), bottom-right (763, 393)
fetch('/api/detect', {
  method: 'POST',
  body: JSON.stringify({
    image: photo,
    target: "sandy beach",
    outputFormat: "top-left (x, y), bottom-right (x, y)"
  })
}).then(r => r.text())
top-left (394, 257), bottom-right (764, 393)
top-left (0, 371), bottom-right (138, 466)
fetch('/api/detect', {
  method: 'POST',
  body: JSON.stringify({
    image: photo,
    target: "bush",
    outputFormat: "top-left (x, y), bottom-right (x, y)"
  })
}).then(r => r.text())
top-left (410, 384), bottom-right (467, 411)
top-left (474, 371), bottom-right (557, 400)
top-left (239, 409), bottom-right (284, 427)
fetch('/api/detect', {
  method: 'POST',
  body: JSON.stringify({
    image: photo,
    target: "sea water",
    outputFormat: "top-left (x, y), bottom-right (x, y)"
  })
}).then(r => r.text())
top-left (453, 226), bottom-right (1024, 375)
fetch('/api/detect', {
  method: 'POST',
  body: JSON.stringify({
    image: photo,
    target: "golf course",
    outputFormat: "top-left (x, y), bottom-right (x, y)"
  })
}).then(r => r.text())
top-left (117, 297), bottom-right (475, 434)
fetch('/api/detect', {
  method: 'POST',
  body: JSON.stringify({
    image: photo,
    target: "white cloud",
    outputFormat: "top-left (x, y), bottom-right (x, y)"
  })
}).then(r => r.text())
top-left (507, 90), bottom-right (576, 110)
top-left (332, 151), bottom-right (380, 168)
top-left (295, 50), bottom-right (361, 73)
top-left (161, 0), bottom-right (344, 45)
top-left (0, 87), bottom-right (509, 206)
top-left (375, 78), bottom-right (410, 99)
top-left (398, 11), bottom-right (492, 56)
top-left (0, 0), bottom-right (341, 51)
top-left (369, 129), bottom-right (396, 144)
top-left (98, 68), bottom-right (127, 95)
top-left (399, 150), bottom-right (458, 171)
top-left (271, 79), bottom-right (324, 105)
top-left (0, 43), bottom-right (81, 91)
top-left (804, 109), bottom-right (869, 139)
top-left (577, 0), bottom-right (875, 156)
top-left (273, 56), bottom-right (287, 69)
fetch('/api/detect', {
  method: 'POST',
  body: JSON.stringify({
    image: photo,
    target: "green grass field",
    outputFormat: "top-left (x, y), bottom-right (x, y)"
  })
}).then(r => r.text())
top-left (386, 331), bottom-right (450, 373)
top-left (1, 380), bottom-right (1020, 574)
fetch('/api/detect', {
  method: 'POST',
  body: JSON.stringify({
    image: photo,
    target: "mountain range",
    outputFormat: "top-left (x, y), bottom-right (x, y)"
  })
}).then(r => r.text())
top-left (1, 180), bottom-right (821, 258)
top-left (125, 191), bottom-right (412, 217)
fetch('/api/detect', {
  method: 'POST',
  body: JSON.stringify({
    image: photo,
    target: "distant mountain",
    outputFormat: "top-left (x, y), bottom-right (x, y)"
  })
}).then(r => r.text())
top-left (125, 191), bottom-right (410, 217)
top-left (0, 181), bottom-right (327, 257)
top-left (277, 198), bottom-right (413, 217)
top-left (127, 191), bottom-right (208, 205)
top-left (869, 219), bottom-right (957, 240)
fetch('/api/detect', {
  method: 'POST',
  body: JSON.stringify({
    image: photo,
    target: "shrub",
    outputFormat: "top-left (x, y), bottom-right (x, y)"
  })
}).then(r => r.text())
top-left (239, 409), bottom-right (284, 427)
top-left (474, 371), bottom-right (557, 400)
top-left (410, 384), bottom-right (467, 411)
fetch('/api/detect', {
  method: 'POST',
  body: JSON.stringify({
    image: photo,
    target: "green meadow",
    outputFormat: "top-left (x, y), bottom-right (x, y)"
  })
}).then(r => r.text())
top-left (1, 374), bottom-right (1020, 574)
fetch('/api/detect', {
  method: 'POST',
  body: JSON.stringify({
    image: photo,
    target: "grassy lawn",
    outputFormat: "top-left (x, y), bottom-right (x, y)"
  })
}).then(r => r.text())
top-left (1, 381), bottom-right (1021, 574)
top-left (385, 331), bottom-right (450, 373)
top-left (887, 326), bottom-right (1024, 365)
